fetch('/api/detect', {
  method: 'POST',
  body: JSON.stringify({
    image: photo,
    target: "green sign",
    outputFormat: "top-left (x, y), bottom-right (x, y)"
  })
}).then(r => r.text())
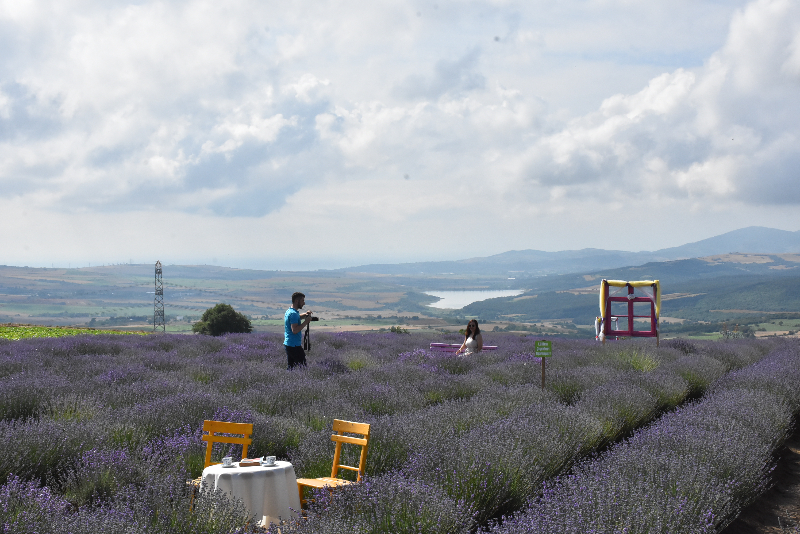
top-left (534, 340), bottom-right (552, 357)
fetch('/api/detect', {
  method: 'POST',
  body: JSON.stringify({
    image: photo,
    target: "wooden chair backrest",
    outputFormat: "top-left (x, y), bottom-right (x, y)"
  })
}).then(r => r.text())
top-left (201, 420), bottom-right (253, 468)
top-left (330, 419), bottom-right (370, 482)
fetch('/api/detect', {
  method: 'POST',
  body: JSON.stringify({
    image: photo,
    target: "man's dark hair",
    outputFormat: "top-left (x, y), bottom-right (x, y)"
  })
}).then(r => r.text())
top-left (291, 292), bottom-right (305, 305)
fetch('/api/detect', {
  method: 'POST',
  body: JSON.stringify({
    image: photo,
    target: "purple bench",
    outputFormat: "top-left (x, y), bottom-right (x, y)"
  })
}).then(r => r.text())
top-left (429, 343), bottom-right (498, 353)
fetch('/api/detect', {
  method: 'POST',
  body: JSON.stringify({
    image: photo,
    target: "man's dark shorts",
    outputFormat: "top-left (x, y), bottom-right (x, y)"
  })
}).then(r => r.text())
top-left (285, 345), bottom-right (307, 369)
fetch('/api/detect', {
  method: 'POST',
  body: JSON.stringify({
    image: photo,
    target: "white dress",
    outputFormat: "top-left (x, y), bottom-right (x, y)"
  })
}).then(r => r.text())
top-left (463, 336), bottom-right (478, 356)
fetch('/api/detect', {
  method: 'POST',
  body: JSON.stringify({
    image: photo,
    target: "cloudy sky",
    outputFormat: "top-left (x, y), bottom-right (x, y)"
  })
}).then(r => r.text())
top-left (1, 0), bottom-right (799, 270)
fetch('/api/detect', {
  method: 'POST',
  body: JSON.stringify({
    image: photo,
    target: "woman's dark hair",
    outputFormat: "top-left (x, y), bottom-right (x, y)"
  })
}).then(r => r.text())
top-left (465, 319), bottom-right (480, 339)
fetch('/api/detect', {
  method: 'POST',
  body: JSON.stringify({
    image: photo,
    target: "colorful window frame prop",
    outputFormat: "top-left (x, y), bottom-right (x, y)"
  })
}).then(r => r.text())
top-left (595, 280), bottom-right (660, 345)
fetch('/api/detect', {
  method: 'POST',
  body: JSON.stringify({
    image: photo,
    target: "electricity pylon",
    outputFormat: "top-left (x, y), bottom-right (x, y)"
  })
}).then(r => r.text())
top-left (154, 261), bottom-right (165, 332)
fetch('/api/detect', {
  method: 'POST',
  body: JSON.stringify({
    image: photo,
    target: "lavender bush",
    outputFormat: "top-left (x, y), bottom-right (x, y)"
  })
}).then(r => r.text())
top-left (0, 331), bottom-right (789, 533)
top-left (491, 340), bottom-right (800, 534)
top-left (0, 471), bottom-right (251, 534)
top-left (277, 473), bottom-right (474, 534)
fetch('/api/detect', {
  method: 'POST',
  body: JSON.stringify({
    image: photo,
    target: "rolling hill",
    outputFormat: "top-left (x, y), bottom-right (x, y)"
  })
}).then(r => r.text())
top-left (461, 253), bottom-right (800, 324)
top-left (1, 226), bottom-right (799, 330)
top-left (336, 226), bottom-right (800, 279)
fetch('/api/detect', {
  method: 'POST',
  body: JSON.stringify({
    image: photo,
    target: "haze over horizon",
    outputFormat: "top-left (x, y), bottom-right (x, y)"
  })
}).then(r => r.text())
top-left (2, 0), bottom-right (800, 271)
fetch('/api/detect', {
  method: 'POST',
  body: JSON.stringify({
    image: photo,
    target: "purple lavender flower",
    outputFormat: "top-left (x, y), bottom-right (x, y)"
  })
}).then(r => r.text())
top-left (0, 330), bottom-right (792, 534)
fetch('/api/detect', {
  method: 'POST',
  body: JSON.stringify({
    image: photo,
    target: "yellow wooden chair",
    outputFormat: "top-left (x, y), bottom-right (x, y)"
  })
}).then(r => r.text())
top-left (296, 419), bottom-right (370, 507)
top-left (189, 420), bottom-right (254, 509)
top-left (201, 420), bottom-right (253, 468)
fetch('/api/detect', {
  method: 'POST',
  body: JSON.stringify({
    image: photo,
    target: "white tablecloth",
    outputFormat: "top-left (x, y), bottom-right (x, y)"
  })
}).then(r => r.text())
top-left (201, 461), bottom-right (301, 527)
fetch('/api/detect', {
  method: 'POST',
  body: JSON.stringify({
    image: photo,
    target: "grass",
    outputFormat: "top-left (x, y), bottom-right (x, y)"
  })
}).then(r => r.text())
top-left (755, 321), bottom-right (800, 332)
top-left (0, 324), bottom-right (148, 340)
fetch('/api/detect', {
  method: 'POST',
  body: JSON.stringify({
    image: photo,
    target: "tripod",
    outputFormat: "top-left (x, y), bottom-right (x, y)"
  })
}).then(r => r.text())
top-left (303, 321), bottom-right (312, 351)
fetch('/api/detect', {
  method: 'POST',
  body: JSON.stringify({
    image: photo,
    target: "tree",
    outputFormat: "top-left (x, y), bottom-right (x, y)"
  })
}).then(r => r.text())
top-left (192, 303), bottom-right (253, 336)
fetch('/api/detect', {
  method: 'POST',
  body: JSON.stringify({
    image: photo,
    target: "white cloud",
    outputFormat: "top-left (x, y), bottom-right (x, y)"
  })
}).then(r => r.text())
top-left (514, 0), bottom-right (800, 208)
top-left (204, 114), bottom-right (295, 155)
top-left (0, 0), bottom-right (798, 267)
top-left (287, 74), bottom-right (330, 103)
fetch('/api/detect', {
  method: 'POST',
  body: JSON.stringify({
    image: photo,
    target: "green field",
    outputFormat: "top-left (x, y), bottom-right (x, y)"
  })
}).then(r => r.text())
top-left (1, 256), bottom-right (800, 340)
top-left (0, 324), bottom-right (148, 340)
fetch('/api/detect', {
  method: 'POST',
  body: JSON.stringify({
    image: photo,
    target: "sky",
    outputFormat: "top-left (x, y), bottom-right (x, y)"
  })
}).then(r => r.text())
top-left (1, 0), bottom-right (799, 270)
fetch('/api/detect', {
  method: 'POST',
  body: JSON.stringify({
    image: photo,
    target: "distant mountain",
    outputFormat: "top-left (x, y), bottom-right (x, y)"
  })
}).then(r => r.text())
top-left (460, 253), bottom-right (800, 323)
top-left (512, 253), bottom-right (800, 295)
top-left (335, 248), bottom-right (657, 277)
top-left (337, 227), bottom-right (800, 277)
top-left (653, 226), bottom-right (800, 259)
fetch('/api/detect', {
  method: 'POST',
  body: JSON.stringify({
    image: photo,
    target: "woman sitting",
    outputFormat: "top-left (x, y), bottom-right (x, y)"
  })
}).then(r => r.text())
top-left (455, 319), bottom-right (483, 357)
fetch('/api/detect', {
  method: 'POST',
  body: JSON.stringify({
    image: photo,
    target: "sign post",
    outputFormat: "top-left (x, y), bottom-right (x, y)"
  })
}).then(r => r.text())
top-left (535, 340), bottom-right (552, 389)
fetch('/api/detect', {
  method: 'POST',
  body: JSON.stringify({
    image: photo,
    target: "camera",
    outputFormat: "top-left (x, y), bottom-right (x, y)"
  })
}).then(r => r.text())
top-left (309, 316), bottom-right (319, 321)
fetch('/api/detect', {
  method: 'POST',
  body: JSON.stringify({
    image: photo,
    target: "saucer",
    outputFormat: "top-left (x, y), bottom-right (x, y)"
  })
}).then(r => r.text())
top-left (221, 464), bottom-right (236, 468)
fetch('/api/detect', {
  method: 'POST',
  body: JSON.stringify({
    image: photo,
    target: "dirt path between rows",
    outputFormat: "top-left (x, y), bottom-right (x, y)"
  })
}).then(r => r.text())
top-left (723, 427), bottom-right (800, 533)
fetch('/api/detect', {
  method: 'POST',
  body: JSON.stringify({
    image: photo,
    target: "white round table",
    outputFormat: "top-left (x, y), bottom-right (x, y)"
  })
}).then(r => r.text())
top-left (201, 460), bottom-right (301, 527)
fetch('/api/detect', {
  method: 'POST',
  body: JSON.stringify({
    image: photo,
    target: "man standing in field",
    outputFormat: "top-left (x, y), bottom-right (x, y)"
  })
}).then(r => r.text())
top-left (284, 292), bottom-right (313, 369)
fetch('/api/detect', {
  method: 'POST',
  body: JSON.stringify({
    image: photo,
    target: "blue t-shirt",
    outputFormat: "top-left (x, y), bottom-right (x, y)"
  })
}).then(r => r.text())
top-left (284, 308), bottom-right (302, 346)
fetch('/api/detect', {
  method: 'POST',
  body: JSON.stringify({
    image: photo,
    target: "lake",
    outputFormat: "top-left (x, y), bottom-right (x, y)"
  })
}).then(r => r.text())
top-left (424, 290), bottom-right (524, 309)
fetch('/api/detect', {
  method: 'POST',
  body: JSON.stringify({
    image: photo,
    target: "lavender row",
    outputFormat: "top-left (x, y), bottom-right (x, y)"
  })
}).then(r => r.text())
top-left (490, 339), bottom-right (800, 534)
top-left (0, 470), bottom-right (253, 534)
top-left (0, 332), bottom-right (781, 533)
top-left (263, 339), bottom-right (776, 532)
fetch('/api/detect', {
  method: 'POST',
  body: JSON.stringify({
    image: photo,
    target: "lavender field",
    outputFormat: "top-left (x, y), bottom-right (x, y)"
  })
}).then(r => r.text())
top-left (1, 331), bottom-right (798, 534)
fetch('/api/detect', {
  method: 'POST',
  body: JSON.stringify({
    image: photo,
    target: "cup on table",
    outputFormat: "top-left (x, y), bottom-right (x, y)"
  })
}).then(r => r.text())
top-left (262, 455), bottom-right (276, 466)
top-left (222, 456), bottom-right (233, 467)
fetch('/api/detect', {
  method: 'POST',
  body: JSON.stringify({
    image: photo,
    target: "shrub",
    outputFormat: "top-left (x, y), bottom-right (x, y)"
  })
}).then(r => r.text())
top-left (192, 304), bottom-right (252, 336)
top-left (491, 343), bottom-right (800, 534)
top-left (286, 473), bottom-right (473, 534)
top-left (0, 331), bottom-right (793, 534)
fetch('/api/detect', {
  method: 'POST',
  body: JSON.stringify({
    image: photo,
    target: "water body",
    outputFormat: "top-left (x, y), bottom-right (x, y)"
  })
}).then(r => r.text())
top-left (424, 290), bottom-right (524, 310)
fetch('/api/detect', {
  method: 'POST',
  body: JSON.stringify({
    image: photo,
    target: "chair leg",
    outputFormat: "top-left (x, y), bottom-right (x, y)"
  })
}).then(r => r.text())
top-left (189, 483), bottom-right (197, 511)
